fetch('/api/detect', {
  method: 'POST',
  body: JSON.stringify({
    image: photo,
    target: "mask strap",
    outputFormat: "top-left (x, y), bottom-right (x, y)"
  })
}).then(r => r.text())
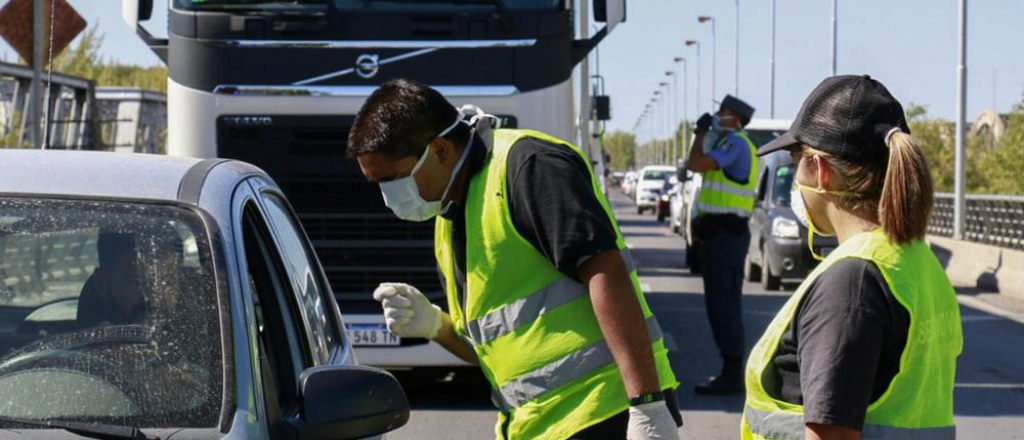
top-left (438, 133), bottom-right (475, 203)
top-left (459, 104), bottom-right (501, 128)
top-left (808, 222), bottom-right (825, 261)
top-left (413, 112), bottom-right (465, 174)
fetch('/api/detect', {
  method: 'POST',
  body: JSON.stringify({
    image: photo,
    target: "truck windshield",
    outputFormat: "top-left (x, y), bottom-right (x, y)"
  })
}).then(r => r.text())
top-left (0, 197), bottom-right (223, 430)
top-left (773, 165), bottom-right (795, 207)
top-left (179, 0), bottom-right (559, 10)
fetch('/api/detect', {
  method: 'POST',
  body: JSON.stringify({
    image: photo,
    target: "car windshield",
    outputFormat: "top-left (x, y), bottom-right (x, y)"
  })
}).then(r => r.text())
top-left (642, 170), bottom-right (673, 181)
top-left (0, 197), bottom-right (222, 429)
top-left (773, 165), bottom-right (795, 206)
top-left (746, 129), bottom-right (788, 147)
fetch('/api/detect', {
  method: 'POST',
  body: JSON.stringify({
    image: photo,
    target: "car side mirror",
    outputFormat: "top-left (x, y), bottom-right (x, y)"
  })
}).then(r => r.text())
top-left (287, 365), bottom-right (409, 440)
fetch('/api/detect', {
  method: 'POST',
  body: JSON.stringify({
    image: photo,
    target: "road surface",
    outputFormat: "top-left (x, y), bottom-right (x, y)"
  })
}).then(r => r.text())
top-left (384, 190), bottom-right (1024, 440)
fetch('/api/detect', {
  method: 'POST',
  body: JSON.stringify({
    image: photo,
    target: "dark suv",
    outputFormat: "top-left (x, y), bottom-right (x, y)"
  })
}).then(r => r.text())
top-left (745, 151), bottom-right (839, 290)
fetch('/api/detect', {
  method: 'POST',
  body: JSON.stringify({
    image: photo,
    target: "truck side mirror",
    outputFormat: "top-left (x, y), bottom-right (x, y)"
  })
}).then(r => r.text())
top-left (121, 0), bottom-right (152, 31)
top-left (593, 0), bottom-right (626, 29)
top-left (593, 96), bottom-right (611, 121)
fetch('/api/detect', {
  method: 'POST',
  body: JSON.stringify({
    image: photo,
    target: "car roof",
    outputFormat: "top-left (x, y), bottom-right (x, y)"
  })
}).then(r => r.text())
top-left (0, 150), bottom-right (235, 203)
top-left (746, 118), bottom-right (793, 131)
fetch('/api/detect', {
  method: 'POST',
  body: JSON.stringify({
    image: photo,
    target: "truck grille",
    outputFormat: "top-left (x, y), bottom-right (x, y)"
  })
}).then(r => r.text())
top-left (217, 114), bottom-right (444, 314)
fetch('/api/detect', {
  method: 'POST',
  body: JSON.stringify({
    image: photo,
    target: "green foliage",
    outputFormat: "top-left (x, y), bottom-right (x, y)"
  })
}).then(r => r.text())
top-left (977, 105), bottom-right (1024, 195)
top-left (603, 131), bottom-right (637, 171)
top-left (908, 104), bottom-right (1024, 195)
top-left (53, 25), bottom-right (168, 93)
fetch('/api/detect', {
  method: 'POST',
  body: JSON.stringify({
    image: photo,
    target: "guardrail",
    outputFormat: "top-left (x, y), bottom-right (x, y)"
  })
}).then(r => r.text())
top-left (929, 193), bottom-right (1024, 251)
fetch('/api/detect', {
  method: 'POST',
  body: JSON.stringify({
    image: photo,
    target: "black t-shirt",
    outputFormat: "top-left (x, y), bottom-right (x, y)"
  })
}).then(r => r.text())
top-left (769, 258), bottom-right (911, 431)
top-left (440, 124), bottom-right (620, 290)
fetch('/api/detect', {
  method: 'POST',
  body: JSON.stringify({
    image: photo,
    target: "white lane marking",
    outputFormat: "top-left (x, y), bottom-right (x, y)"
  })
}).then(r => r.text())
top-left (640, 283), bottom-right (652, 292)
top-left (956, 295), bottom-right (1024, 325)
top-left (954, 382), bottom-right (1024, 390)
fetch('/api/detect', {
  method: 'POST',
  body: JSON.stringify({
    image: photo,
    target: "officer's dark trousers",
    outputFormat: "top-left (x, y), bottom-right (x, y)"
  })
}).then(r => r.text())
top-left (700, 220), bottom-right (751, 360)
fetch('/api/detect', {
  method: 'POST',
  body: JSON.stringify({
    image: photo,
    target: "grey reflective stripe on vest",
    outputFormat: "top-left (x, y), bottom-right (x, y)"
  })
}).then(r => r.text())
top-left (744, 406), bottom-right (956, 440)
top-left (702, 179), bottom-right (756, 198)
top-left (492, 316), bottom-right (664, 412)
top-left (694, 202), bottom-right (752, 217)
top-left (465, 249), bottom-right (638, 345)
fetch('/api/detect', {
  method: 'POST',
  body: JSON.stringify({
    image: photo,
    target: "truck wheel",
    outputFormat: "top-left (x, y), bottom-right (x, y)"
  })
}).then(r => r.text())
top-left (760, 248), bottom-right (782, 291)
top-left (657, 210), bottom-right (668, 222)
top-left (745, 253), bottom-right (762, 282)
top-left (637, 206), bottom-right (644, 215)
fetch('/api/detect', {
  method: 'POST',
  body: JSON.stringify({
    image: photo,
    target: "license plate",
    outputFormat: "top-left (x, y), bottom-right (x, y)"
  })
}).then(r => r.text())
top-left (345, 324), bottom-right (401, 346)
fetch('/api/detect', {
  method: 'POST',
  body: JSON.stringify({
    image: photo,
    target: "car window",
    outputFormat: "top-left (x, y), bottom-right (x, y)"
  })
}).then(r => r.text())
top-left (773, 165), bottom-right (796, 206)
top-left (642, 169), bottom-right (673, 181)
top-left (260, 192), bottom-right (340, 366)
top-left (0, 197), bottom-right (222, 429)
top-left (241, 202), bottom-right (305, 414)
top-left (756, 168), bottom-right (769, 203)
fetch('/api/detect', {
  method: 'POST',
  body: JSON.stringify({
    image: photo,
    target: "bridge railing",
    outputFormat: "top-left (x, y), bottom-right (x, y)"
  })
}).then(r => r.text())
top-left (929, 193), bottom-right (1024, 251)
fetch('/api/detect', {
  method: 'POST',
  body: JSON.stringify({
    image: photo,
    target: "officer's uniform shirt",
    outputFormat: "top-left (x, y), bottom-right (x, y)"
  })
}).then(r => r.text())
top-left (707, 132), bottom-right (753, 183)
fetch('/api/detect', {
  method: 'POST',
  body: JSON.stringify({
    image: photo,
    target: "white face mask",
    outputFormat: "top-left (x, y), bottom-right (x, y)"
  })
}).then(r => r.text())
top-left (379, 111), bottom-right (478, 222)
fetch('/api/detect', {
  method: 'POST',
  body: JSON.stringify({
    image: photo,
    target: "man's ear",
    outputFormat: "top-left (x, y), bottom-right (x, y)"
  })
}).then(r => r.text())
top-left (431, 137), bottom-right (456, 165)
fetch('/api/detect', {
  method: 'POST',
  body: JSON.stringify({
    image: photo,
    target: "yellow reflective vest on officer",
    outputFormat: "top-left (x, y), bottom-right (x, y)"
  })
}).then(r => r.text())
top-left (695, 131), bottom-right (758, 217)
top-left (435, 128), bottom-right (678, 440)
top-left (741, 229), bottom-right (963, 440)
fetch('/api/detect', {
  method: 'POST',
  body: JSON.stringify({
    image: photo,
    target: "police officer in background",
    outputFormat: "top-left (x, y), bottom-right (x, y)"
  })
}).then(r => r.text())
top-left (686, 95), bottom-right (758, 395)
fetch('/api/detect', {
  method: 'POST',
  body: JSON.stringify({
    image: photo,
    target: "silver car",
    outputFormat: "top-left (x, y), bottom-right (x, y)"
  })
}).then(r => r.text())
top-left (0, 150), bottom-right (408, 440)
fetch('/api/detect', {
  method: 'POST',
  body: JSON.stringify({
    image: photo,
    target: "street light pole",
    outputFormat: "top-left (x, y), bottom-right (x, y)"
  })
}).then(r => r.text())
top-left (831, 0), bottom-right (838, 76)
top-left (666, 71), bottom-right (679, 165)
top-left (735, 0), bottom-right (740, 96)
top-left (661, 81), bottom-right (673, 165)
top-left (954, 0), bottom-right (967, 240)
top-left (686, 40), bottom-right (701, 115)
top-left (699, 16), bottom-right (716, 108)
top-left (674, 57), bottom-right (689, 156)
top-left (770, 0), bottom-right (777, 118)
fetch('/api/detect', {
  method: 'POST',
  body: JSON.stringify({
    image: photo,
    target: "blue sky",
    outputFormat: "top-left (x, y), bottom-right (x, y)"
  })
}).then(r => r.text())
top-left (2, 0), bottom-right (1021, 136)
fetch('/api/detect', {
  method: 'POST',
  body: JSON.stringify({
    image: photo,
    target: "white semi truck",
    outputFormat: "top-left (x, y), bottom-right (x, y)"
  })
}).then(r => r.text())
top-left (122, 0), bottom-right (623, 369)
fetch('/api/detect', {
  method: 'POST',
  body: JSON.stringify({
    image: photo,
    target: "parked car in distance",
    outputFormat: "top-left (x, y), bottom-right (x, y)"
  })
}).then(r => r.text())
top-left (746, 150), bottom-right (839, 290)
top-left (0, 150), bottom-right (408, 440)
top-left (635, 166), bottom-right (676, 214)
top-left (621, 171), bottom-right (639, 198)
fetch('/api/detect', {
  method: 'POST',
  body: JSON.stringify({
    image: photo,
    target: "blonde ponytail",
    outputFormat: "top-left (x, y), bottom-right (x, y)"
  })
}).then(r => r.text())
top-left (879, 132), bottom-right (934, 244)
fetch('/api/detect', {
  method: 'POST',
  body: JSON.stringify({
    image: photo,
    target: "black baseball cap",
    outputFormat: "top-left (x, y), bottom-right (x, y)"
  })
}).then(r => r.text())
top-left (758, 75), bottom-right (910, 166)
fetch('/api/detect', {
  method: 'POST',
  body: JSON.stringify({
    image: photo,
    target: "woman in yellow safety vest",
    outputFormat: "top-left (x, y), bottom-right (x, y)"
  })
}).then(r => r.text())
top-left (742, 75), bottom-right (963, 440)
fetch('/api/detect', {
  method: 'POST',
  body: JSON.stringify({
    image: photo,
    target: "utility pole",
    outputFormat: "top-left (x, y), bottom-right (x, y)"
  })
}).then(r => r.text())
top-left (735, 0), bottom-right (740, 96)
top-left (579, 0), bottom-right (592, 162)
top-left (830, 0), bottom-right (838, 76)
top-left (30, 0), bottom-right (44, 149)
top-left (686, 40), bottom-right (701, 115)
top-left (660, 81), bottom-right (673, 165)
top-left (954, 0), bottom-right (967, 240)
top-left (674, 57), bottom-right (689, 158)
top-left (666, 71), bottom-right (679, 164)
top-left (770, 0), bottom-right (777, 118)
top-left (699, 16), bottom-right (716, 108)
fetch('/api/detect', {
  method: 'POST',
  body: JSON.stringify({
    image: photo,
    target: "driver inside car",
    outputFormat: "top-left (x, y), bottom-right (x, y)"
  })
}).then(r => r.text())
top-left (77, 232), bottom-right (148, 327)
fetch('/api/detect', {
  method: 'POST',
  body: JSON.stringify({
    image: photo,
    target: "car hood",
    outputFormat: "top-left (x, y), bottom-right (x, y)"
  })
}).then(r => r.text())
top-left (637, 181), bottom-right (666, 191)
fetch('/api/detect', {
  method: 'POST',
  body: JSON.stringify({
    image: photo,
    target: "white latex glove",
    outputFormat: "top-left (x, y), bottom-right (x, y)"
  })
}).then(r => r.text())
top-left (372, 283), bottom-right (443, 339)
top-left (627, 401), bottom-right (681, 440)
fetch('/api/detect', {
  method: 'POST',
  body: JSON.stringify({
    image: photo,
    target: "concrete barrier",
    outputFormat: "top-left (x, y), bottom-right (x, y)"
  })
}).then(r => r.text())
top-left (927, 235), bottom-right (1024, 302)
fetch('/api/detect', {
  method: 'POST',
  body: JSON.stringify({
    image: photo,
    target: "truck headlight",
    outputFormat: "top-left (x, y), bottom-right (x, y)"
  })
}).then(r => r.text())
top-left (661, 194), bottom-right (670, 202)
top-left (771, 217), bottom-right (800, 238)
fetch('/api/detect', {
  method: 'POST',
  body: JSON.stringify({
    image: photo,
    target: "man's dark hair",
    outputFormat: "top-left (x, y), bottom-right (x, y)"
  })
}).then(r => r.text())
top-left (347, 79), bottom-right (470, 159)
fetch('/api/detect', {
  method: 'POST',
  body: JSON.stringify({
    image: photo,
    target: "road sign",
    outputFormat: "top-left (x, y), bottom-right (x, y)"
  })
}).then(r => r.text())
top-left (0, 0), bottom-right (86, 66)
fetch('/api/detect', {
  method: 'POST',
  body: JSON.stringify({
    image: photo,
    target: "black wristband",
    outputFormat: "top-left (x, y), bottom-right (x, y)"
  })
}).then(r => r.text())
top-left (629, 391), bottom-right (665, 407)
